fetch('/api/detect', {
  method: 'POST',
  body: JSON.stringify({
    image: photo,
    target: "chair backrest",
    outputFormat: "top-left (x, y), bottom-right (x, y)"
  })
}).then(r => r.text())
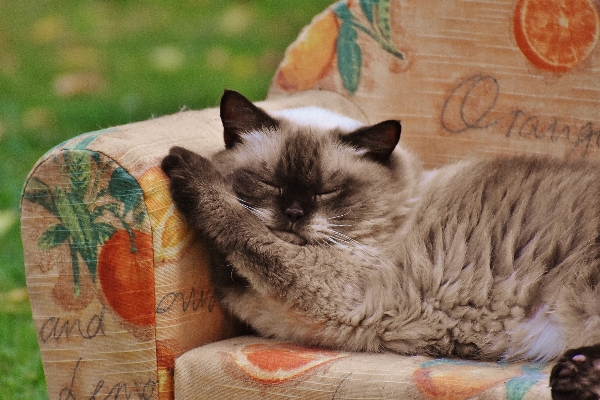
top-left (268, 0), bottom-right (600, 167)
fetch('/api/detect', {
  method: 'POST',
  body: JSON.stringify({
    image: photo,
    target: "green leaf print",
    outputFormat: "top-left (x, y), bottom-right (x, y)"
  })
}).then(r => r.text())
top-left (377, 0), bottom-right (392, 41)
top-left (37, 223), bottom-right (70, 249)
top-left (77, 242), bottom-right (101, 279)
top-left (63, 151), bottom-right (92, 197)
top-left (359, 0), bottom-right (375, 24)
top-left (93, 202), bottom-right (120, 219)
top-left (333, 1), bottom-right (355, 22)
top-left (332, 0), bottom-right (405, 94)
top-left (23, 149), bottom-right (147, 300)
top-left (506, 366), bottom-right (546, 400)
top-left (22, 177), bottom-right (57, 215)
top-left (44, 128), bottom-right (116, 158)
top-left (54, 187), bottom-right (88, 245)
top-left (108, 167), bottom-right (143, 215)
top-left (337, 21), bottom-right (362, 95)
top-left (94, 222), bottom-right (117, 244)
top-left (69, 244), bottom-right (82, 297)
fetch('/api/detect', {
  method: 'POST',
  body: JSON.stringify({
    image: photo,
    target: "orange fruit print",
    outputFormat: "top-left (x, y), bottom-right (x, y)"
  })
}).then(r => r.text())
top-left (139, 166), bottom-right (192, 262)
top-left (98, 229), bottom-right (155, 326)
top-left (275, 10), bottom-right (339, 91)
top-left (413, 363), bottom-right (521, 400)
top-left (232, 343), bottom-right (346, 384)
top-left (514, 0), bottom-right (600, 73)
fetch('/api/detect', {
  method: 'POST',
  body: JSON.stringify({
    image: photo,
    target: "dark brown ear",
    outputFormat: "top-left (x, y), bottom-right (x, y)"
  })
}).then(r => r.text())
top-left (220, 90), bottom-right (279, 149)
top-left (341, 120), bottom-right (401, 163)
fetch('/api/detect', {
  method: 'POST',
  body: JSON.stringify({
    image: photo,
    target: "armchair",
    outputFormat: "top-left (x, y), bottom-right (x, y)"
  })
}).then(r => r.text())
top-left (21, 1), bottom-right (600, 399)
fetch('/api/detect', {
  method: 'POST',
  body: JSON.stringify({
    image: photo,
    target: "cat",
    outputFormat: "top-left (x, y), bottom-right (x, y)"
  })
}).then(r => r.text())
top-left (162, 90), bottom-right (600, 399)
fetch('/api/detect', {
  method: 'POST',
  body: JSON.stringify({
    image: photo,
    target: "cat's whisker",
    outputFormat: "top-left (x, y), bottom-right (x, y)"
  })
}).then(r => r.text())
top-left (234, 199), bottom-right (262, 215)
top-left (323, 239), bottom-right (347, 258)
top-left (326, 236), bottom-right (385, 270)
top-left (325, 236), bottom-right (352, 252)
top-left (325, 233), bottom-right (376, 260)
top-left (327, 230), bottom-right (390, 268)
top-left (240, 204), bottom-right (264, 218)
top-left (235, 197), bottom-right (256, 208)
top-left (328, 230), bottom-right (369, 250)
top-left (217, 189), bottom-right (270, 221)
top-left (237, 200), bottom-right (260, 213)
top-left (325, 210), bottom-right (352, 221)
top-left (318, 238), bottom-right (336, 251)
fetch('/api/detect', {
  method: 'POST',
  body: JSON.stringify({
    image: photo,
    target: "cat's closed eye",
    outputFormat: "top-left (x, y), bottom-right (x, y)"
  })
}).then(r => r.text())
top-left (314, 187), bottom-right (341, 201)
top-left (260, 180), bottom-right (282, 195)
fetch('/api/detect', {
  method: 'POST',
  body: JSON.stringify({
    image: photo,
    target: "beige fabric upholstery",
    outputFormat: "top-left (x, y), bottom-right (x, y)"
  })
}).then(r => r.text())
top-left (175, 336), bottom-right (552, 400)
top-left (20, 90), bottom-right (367, 400)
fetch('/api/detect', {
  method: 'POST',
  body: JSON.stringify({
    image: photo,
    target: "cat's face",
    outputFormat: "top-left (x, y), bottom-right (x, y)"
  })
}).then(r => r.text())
top-left (213, 90), bottom-right (412, 250)
top-left (217, 127), bottom-right (377, 245)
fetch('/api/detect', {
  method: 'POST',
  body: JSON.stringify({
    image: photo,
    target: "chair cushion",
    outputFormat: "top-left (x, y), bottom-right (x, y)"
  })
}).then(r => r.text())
top-left (175, 336), bottom-right (552, 399)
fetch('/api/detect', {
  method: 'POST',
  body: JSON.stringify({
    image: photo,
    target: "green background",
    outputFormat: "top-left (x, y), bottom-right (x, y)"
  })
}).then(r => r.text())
top-left (0, 1), bottom-right (333, 397)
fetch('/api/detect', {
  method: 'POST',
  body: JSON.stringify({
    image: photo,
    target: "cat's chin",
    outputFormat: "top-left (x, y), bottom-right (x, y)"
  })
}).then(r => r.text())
top-left (271, 230), bottom-right (307, 246)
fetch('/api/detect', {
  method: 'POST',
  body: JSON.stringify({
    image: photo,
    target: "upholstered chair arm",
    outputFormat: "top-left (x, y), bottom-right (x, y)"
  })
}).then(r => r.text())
top-left (20, 90), bottom-right (367, 400)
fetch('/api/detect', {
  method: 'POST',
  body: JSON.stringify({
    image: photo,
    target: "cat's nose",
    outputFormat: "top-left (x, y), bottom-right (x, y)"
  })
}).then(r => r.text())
top-left (285, 201), bottom-right (304, 223)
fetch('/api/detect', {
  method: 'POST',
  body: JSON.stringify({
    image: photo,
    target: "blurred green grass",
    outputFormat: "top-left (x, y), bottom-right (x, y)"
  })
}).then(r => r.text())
top-left (0, 1), bottom-right (333, 397)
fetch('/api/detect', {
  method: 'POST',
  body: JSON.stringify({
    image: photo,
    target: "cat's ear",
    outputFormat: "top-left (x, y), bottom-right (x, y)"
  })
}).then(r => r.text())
top-left (342, 120), bottom-right (401, 163)
top-left (220, 90), bottom-right (279, 149)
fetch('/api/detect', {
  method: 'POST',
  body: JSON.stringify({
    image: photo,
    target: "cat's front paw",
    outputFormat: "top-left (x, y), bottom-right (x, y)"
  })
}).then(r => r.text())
top-left (162, 146), bottom-right (220, 182)
top-left (161, 146), bottom-right (224, 218)
top-left (550, 344), bottom-right (600, 400)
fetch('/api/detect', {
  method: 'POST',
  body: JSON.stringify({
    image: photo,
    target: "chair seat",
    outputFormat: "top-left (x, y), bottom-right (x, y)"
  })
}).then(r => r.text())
top-left (175, 336), bottom-right (552, 399)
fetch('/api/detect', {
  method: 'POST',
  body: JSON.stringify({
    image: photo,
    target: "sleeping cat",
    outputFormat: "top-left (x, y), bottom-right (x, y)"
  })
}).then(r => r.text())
top-left (162, 90), bottom-right (600, 399)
